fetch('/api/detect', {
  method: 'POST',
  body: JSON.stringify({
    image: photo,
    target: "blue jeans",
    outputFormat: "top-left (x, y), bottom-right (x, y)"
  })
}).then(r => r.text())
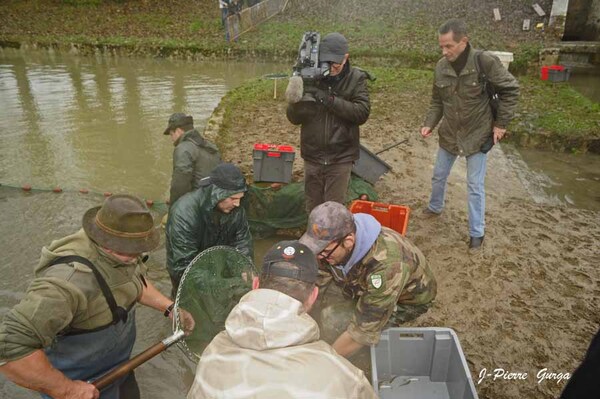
top-left (221, 8), bottom-right (230, 41)
top-left (428, 147), bottom-right (487, 238)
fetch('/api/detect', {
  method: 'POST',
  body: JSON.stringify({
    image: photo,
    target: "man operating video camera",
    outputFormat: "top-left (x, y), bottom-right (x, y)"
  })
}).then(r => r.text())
top-left (286, 32), bottom-right (372, 213)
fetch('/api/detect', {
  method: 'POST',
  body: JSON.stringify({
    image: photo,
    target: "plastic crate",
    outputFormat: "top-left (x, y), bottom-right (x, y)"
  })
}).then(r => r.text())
top-left (541, 65), bottom-right (571, 82)
top-left (349, 200), bottom-right (410, 236)
top-left (548, 66), bottom-right (571, 82)
top-left (371, 328), bottom-right (479, 399)
top-left (352, 144), bottom-right (392, 185)
top-left (252, 143), bottom-right (295, 183)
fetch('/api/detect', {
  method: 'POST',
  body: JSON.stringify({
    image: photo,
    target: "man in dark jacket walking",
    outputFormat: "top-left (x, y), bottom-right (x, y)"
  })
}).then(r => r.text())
top-left (163, 113), bottom-right (222, 206)
top-left (420, 19), bottom-right (519, 253)
top-left (165, 163), bottom-right (253, 297)
top-left (286, 32), bottom-right (371, 212)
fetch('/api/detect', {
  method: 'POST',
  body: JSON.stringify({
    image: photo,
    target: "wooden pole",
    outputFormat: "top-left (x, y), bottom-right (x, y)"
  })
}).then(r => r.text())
top-left (92, 330), bottom-right (185, 390)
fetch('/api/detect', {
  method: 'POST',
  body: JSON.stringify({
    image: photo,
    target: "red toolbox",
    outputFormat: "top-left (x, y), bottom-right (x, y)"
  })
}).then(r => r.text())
top-left (252, 143), bottom-right (295, 183)
top-left (541, 65), bottom-right (571, 82)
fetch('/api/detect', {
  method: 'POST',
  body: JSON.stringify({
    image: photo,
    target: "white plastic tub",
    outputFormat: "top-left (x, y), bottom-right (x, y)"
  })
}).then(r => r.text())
top-left (371, 328), bottom-right (479, 399)
top-left (488, 51), bottom-right (514, 70)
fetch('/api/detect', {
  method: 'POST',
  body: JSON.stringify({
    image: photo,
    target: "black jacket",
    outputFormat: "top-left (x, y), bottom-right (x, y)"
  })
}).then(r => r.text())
top-left (287, 65), bottom-right (371, 165)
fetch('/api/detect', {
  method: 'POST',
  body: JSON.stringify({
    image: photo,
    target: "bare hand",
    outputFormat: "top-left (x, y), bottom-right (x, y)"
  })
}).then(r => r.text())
top-left (60, 380), bottom-right (99, 399)
top-left (170, 308), bottom-right (196, 335)
top-left (420, 126), bottom-right (432, 138)
top-left (493, 126), bottom-right (507, 144)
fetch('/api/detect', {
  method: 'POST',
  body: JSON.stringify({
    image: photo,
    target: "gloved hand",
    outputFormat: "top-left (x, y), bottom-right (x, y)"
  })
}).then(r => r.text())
top-left (305, 87), bottom-right (334, 107)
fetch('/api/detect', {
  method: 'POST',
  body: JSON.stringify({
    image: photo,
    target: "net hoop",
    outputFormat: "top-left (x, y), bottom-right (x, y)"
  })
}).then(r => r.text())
top-left (173, 245), bottom-right (256, 361)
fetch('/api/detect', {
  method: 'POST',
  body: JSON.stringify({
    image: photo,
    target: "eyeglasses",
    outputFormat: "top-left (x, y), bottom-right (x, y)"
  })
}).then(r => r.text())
top-left (318, 233), bottom-right (349, 259)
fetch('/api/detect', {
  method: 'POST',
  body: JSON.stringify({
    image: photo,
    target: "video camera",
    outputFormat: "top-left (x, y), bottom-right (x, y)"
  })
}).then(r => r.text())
top-left (291, 31), bottom-right (331, 83)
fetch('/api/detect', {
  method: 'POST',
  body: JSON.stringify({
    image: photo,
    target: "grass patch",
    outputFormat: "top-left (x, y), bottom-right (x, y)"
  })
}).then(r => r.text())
top-left (219, 78), bottom-right (274, 145)
top-left (514, 76), bottom-right (600, 137)
top-left (61, 0), bottom-right (102, 6)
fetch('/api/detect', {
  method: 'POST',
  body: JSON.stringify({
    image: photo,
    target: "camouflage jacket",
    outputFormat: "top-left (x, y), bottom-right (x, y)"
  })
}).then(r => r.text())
top-left (187, 289), bottom-right (377, 399)
top-left (323, 227), bottom-right (437, 346)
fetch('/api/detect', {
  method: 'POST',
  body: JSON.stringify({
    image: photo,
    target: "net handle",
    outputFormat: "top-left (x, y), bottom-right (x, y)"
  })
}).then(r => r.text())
top-left (93, 246), bottom-right (254, 389)
top-left (91, 330), bottom-right (185, 390)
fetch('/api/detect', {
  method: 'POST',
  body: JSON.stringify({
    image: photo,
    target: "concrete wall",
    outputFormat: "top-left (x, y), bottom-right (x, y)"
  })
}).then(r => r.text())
top-left (587, 0), bottom-right (600, 40)
top-left (565, 0), bottom-right (600, 40)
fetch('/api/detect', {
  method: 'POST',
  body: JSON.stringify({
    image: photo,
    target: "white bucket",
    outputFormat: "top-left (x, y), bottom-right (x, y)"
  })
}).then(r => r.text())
top-left (488, 51), bottom-right (514, 70)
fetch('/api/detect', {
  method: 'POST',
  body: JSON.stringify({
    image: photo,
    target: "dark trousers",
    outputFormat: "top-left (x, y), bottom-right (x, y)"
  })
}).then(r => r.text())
top-left (561, 326), bottom-right (600, 399)
top-left (304, 160), bottom-right (353, 213)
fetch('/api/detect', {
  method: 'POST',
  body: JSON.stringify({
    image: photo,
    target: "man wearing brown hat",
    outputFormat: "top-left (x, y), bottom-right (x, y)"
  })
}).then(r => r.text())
top-left (187, 240), bottom-right (377, 399)
top-left (163, 113), bottom-right (222, 206)
top-left (286, 32), bottom-right (372, 213)
top-left (0, 195), bottom-right (187, 399)
top-left (300, 201), bottom-right (437, 358)
top-left (165, 163), bottom-right (253, 297)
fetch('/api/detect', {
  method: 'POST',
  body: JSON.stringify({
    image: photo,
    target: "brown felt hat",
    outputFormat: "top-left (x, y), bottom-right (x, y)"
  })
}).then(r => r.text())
top-left (82, 194), bottom-right (160, 254)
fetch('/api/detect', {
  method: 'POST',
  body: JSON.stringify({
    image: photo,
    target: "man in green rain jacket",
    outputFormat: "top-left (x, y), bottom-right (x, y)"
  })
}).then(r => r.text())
top-left (165, 163), bottom-right (253, 297)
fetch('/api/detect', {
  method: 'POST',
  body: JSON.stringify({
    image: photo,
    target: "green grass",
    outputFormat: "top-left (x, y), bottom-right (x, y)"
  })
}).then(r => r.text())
top-left (514, 76), bottom-right (600, 136)
top-left (218, 77), bottom-right (274, 146)
top-left (61, 0), bottom-right (102, 6)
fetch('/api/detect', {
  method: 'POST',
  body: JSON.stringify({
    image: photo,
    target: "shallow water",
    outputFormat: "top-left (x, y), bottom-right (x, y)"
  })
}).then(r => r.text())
top-left (0, 47), bottom-right (287, 200)
top-left (568, 70), bottom-right (600, 103)
top-left (503, 144), bottom-right (600, 211)
top-left (0, 48), bottom-right (289, 399)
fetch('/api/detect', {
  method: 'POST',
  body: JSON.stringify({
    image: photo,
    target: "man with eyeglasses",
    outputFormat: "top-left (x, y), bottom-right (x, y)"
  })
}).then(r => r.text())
top-left (286, 32), bottom-right (372, 213)
top-left (300, 201), bottom-right (437, 358)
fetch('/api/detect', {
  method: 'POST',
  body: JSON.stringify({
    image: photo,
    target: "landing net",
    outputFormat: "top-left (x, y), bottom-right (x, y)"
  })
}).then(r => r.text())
top-left (174, 246), bottom-right (257, 361)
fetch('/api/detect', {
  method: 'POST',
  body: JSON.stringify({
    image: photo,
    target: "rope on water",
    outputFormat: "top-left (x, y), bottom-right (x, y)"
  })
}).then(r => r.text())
top-left (0, 182), bottom-right (169, 212)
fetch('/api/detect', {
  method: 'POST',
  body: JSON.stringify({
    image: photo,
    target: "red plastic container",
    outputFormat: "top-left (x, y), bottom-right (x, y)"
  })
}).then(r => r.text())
top-left (349, 200), bottom-right (411, 236)
top-left (540, 65), bottom-right (565, 80)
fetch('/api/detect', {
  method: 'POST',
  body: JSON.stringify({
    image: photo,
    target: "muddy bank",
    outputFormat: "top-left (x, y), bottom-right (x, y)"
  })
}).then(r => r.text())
top-left (0, 39), bottom-right (294, 61)
top-left (215, 73), bottom-right (600, 399)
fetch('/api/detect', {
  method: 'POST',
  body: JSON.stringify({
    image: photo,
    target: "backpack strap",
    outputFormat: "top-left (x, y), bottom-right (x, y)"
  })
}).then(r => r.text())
top-left (475, 50), bottom-right (499, 119)
top-left (475, 51), bottom-right (490, 91)
top-left (47, 255), bottom-right (128, 325)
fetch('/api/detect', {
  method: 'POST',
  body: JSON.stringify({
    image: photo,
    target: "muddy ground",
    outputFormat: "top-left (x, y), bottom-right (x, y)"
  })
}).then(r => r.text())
top-left (212, 77), bottom-right (600, 399)
top-left (1, 1), bottom-right (597, 398)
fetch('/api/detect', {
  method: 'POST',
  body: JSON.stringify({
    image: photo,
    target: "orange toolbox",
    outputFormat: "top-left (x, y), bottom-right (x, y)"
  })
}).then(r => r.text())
top-left (349, 200), bottom-right (410, 236)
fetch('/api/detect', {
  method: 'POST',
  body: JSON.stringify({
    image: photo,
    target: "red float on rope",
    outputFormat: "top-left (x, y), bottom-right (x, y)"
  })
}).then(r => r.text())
top-left (22, 184), bottom-right (32, 192)
top-left (52, 187), bottom-right (63, 193)
top-left (103, 192), bottom-right (112, 197)
top-left (145, 199), bottom-right (154, 207)
top-left (79, 188), bottom-right (89, 194)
